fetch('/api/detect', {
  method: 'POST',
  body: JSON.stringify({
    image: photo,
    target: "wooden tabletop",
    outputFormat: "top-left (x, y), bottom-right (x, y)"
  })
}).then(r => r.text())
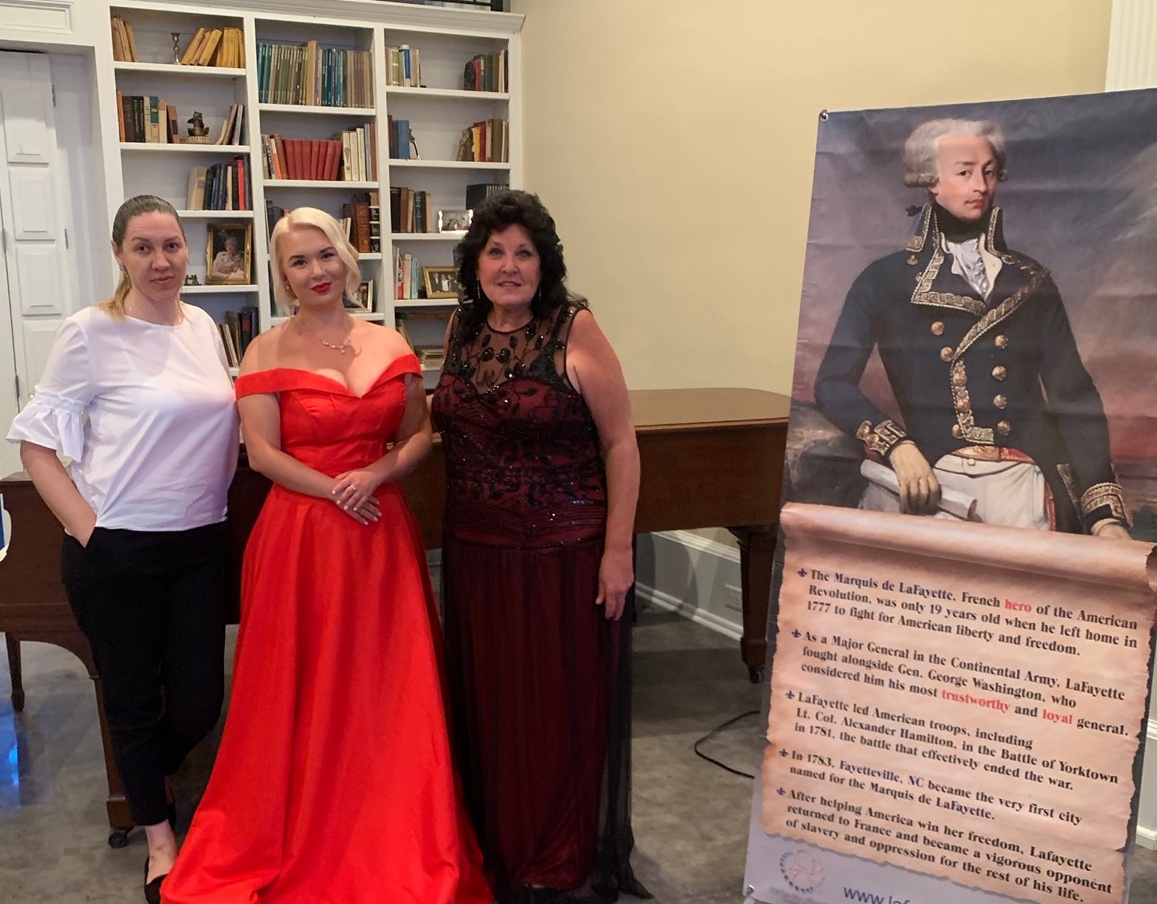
top-left (629, 388), bottom-right (791, 430)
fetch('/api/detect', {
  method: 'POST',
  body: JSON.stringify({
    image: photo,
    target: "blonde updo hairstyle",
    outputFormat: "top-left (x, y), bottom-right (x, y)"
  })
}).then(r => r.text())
top-left (269, 207), bottom-right (361, 314)
top-left (103, 194), bottom-right (185, 319)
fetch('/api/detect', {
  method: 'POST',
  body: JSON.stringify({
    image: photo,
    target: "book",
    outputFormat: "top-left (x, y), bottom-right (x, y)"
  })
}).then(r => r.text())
top-left (218, 322), bottom-right (239, 367)
top-left (353, 195), bottom-right (371, 253)
top-left (115, 89), bottom-right (125, 142)
top-left (148, 97), bottom-right (160, 143)
top-left (237, 306), bottom-right (256, 355)
top-left (110, 17), bottom-right (129, 63)
top-left (124, 17), bottom-right (138, 63)
top-left (185, 166), bottom-right (207, 209)
top-left (120, 94), bottom-right (136, 142)
top-left (197, 29), bottom-right (222, 67)
top-left (181, 27), bottom-right (207, 66)
top-left (131, 96), bottom-right (145, 144)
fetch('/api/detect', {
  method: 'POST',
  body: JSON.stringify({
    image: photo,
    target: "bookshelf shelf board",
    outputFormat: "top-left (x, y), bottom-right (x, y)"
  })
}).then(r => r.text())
top-left (259, 103), bottom-right (376, 117)
top-left (263, 179), bottom-right (379, 189)
top-left (113, 62), bottom-right (247, 79)
top-left (182, 284), bottom-right (259, 295)
top-left (385, 86), bottom-right (509, 102)
top-left (359, 252), bottom-right (383, 260)
top-left (178, 210), bottom-right (255, 219)
top-left (388, 160), bottom-right (508, 170)
top-left (395, 298), bottom-right (461, 310)
top-left (227, 366), bottom-right (240, 378)
top-left (390, 232), bottom-right (462, 241)
top-left (120, 143), bottom-right (251, 154)
top-left (270, 311), bottom-right (388, 325)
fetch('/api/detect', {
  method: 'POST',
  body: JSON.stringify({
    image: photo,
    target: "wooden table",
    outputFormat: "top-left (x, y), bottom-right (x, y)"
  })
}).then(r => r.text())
top-left (0, 387), bottom-right (789, 841)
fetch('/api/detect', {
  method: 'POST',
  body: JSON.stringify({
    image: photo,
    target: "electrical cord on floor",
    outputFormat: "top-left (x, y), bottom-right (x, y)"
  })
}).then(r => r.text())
top-left (692, 709), bottom-right (761, 779)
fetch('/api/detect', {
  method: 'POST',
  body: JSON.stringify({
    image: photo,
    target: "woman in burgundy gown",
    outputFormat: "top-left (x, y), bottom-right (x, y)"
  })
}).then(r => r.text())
top-left (164, 208), bottom-right (490, 904)
top-left (431, 191), bottom-right (649, 904)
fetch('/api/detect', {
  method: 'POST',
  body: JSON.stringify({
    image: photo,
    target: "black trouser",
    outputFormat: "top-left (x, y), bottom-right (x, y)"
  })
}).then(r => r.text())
top-left (61, 522), bottom-right (227, 826)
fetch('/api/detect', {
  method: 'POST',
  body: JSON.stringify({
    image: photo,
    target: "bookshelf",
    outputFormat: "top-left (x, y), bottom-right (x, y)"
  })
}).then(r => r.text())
top-left (383, 27), bottom-right (516, 336)
top-left (95, 0), bottom-right (523, 363)
top-left (110, 4), bottom-right (255, 360)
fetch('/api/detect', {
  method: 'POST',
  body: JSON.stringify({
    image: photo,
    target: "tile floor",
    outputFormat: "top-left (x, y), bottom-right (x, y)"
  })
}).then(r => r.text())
top-left (1, 604), bottom-right (1155, 903)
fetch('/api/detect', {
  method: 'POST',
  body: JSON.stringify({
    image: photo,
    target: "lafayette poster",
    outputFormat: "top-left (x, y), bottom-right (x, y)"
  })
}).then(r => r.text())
top-left (744, 89), bottom-right (1157, 904)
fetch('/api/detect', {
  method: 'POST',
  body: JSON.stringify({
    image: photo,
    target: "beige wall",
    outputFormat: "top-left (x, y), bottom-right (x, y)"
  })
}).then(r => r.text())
top-left (509, 0), bottom-right (1112, 393)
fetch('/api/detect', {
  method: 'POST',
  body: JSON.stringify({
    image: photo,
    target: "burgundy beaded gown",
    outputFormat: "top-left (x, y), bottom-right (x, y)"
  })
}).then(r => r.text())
top-left (431, 299), bottom-right (649, 903)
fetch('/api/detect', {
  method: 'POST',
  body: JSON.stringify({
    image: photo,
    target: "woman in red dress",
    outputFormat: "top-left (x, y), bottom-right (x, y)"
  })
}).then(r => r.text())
top-left (164, 207), bottom-right (490, 904)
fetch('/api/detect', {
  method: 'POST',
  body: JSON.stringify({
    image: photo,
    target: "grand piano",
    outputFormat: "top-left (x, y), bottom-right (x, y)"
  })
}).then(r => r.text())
top-left (0, 387), bottom-right (789, 842)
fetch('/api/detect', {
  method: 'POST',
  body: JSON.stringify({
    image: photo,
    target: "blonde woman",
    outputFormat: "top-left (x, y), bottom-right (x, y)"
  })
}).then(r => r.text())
top-left (6, 194), bottom-right (239, 904)
top-left (164, 208), bottom-right (490, 904)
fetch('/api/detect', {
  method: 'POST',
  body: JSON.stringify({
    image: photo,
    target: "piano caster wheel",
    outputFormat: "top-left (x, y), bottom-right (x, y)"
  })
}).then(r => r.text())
top-left (747, 666), bottom-right (764, 684)
top-left (108, 829), bottom-right (131, 849)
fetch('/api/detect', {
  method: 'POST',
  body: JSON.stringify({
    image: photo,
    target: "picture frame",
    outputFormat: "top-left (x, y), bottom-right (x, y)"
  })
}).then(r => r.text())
top-left (438, 208), bottom-right (473, 234)
top-left (357, 279), bottom-right (375, 312)
top-left (206, 222), bottom-right (252, 285)
top-left (423, 266), bottom-right (460, 299)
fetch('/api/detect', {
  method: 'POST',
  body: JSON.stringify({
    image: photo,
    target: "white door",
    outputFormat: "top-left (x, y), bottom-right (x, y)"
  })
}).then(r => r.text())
top-left (0, 245), bottom-right (16, 478)
top-left (0, 51), bottom-right (76, 478)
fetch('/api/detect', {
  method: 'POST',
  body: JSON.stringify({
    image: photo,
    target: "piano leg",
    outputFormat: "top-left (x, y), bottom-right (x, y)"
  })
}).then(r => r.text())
top-left (5, 634), bottom-right (23, 712)
top-left (729, 525), bottom-right (778, 684)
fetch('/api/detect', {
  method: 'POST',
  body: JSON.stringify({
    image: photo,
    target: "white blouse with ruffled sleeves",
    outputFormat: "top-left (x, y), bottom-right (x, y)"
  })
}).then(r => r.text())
top-left (6, 303), bottom-right (239, 531)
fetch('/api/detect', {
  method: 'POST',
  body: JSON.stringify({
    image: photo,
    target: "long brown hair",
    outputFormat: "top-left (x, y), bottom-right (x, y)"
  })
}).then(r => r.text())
top-left (101, 195), bottom-right (185, 318)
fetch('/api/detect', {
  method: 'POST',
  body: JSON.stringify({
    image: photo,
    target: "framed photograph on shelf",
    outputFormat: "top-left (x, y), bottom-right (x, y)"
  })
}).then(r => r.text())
top-left (357, 279), bottom-right (375, 312)
top-left (423, 266), bottom-right (460, 299)
top-left (438, 209), bottom-right (472, 234)
top-left (206, 222), bottom-right (252, 285)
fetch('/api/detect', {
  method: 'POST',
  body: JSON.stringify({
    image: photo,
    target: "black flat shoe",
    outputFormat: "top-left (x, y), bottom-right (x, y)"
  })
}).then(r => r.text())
top-left (144, 856), bottom-right (167, 904)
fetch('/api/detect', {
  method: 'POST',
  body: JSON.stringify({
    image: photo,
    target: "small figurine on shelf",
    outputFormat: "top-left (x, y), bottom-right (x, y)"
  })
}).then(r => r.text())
top-left (172, 33), bottom-right (181, 65)
top-left (184, 274), bottom-right (200, 287)
top-left (186, 111), bottom-right (211, 144)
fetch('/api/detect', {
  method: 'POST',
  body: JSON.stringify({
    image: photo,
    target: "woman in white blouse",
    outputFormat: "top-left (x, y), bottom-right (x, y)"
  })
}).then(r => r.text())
top-left (6, 195), bottom-right (239, 904)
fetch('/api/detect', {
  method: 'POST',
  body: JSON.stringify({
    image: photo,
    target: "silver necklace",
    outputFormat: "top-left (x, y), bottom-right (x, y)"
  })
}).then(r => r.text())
top-left (318, 334), bottom-right (353, 354)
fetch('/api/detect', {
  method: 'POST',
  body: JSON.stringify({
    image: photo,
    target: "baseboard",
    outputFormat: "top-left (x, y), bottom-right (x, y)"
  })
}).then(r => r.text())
top-left (1136, 825), bottom-right (1157, 851)
top-left (636, 581), bottom-right (743, 641)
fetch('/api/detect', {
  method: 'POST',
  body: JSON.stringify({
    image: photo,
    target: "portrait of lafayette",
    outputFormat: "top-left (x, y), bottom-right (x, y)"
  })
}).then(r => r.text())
top-left (787, 91), bottom-right (1157, 539)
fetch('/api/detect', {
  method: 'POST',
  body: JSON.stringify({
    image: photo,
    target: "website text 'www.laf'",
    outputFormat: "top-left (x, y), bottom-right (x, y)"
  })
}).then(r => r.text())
top-left (843, 888), bottom-right (914, 904)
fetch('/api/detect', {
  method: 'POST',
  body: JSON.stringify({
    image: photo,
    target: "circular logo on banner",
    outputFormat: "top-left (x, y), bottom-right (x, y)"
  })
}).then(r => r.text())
top-left (780, 849), bottom-right (825, 894)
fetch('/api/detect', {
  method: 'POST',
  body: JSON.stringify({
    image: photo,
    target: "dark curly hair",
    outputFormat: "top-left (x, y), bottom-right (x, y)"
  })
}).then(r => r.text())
top-left (454, 189), bottom-right (567, 331)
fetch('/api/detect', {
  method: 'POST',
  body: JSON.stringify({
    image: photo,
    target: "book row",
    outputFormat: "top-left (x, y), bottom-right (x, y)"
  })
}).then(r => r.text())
top-left (463, 51), bottom-right (508, 93)
top-left (180, 27), bottom-right (245, 68)
top-left (260, 126), bottom-right (377, 182)
top-left (393, 249), bottom-right (425, 300)
top-left (265, 194), bottom-right (380, 255)
top-left (390, 186), bottom-right (431, 234)
top-left (117, 95), bottom-right (244, 147)
top-left (343, 192), bottom-right (383, 254)
top-left (387, 117), bottom-right (416, 160)
top-left (456, 118), bottom-right (509, 163)
top-left (256, 41), bottom-right (374, 108)
top-left (385, 45), bottom-right (423, 88)
top-left (185, 160), bottom-right (251, 211)
top-left (218, 306), bottom-right (259, 368)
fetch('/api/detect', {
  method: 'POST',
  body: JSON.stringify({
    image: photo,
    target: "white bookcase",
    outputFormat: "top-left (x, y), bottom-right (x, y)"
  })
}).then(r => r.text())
top-left (96, 0), bottom-right (524, 373)
top-left (110, 5), bottom-right (257, 336)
